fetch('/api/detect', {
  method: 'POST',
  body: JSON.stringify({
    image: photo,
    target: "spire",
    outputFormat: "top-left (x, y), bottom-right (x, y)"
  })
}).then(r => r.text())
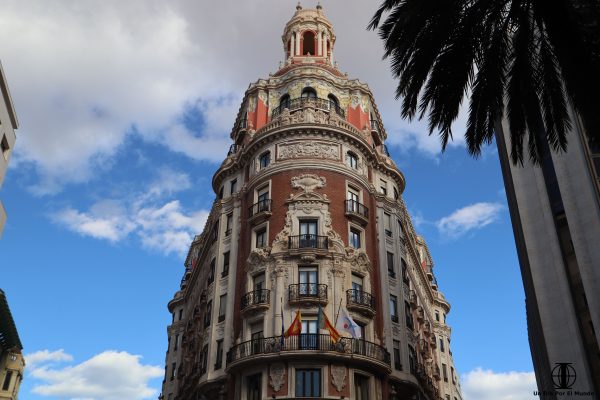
top-left (296, 2), bottom-right (302, 11)
top-left (316, 1), bottom-right (322, 11)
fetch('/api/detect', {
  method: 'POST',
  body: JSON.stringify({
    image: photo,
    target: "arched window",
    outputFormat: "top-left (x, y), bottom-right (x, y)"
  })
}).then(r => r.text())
top-left (302, 31), bottom-right (315, 55)
top-left (328, 94), bottom-right (339, 110)
top-left (301, 87), bottom-right (317, 99)
top-left (279, 94), bottom-right (290, 110)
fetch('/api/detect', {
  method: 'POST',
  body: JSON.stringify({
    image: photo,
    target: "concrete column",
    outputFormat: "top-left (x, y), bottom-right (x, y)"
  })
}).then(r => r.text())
top-left (290, 34), bottom-right (295, 57)
top-left (295, 31), bottom-right (301, 55)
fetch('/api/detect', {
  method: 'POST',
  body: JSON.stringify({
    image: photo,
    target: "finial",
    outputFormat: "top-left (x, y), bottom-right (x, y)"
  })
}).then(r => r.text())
top-left (296, 2), bottom-right (302, 10)
top-left (316, 1), bottom-right (322, 10)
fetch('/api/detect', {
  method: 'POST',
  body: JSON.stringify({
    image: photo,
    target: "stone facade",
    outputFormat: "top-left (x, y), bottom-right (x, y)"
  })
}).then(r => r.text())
top-left (160, 5), bottom-right (462, 400)
top-left (497, 110), bottom-right (600, 396)
top-left (0, 61), bottom-right (18, 238)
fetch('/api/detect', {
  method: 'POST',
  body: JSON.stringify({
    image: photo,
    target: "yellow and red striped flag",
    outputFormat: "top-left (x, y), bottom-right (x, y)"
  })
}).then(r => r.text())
top-left (284, 310), bottom-right (302, 338)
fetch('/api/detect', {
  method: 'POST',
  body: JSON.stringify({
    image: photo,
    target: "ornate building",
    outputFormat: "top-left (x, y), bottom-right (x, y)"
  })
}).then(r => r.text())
top-left (0, 60), bottom-right (18, 238)
top-left (160, 4), bottom-right (463, 400)
top-left (0, 289), bottom-right (24, 400)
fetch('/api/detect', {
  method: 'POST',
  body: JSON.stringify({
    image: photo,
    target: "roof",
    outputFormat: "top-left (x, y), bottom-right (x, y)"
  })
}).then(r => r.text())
top-left (0, 60), bottom-right (19, 129)
top-left (0, 289), bottom-right (23, 351)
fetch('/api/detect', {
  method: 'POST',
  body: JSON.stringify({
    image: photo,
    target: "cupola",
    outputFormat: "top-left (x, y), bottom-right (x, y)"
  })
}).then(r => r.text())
top-left (282, 2), bottom-right (336, 66)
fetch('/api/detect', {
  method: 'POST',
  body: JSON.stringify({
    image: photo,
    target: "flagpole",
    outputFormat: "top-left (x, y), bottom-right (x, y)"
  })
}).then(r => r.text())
top-left (334, 297), bottom-right (343, 326)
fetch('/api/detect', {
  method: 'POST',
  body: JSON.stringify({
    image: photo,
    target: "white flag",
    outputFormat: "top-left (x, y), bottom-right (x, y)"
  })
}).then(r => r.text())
top-left (336, 306), bottom-right (361, 339)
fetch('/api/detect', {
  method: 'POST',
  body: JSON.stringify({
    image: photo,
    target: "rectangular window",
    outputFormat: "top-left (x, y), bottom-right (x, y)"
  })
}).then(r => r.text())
top-left (256, 186), bottom-right (270, 213)
top-left (1, 134), bottom-right (9, 160)
top-left (218, 294), bottom-right (227, 322)
top-left (298, 266), bottom-right (318, 297)
top-left (379, 179), bottom-right (387, 195)
top-left (201, 345), bottom-right (208, 374)
top-left (295, 369), bottom-right (321, 397)
top-left (247, 373), bottom-right (262, 400)
top-left (354, 374), bottom-right (369, 400)
top-left (174, 334), bottom-right (179, 351)
top-left (443, 363), bottom-right (448, 382)
top-left (204, 301), bottom-right (212, 327)
top-left (222, 251), bottom-right (230, 277)
top-left (178, 309), bottom-right (183, 321)
top-left (347, 152), bottom-right (358, 169)
top-left (255, 227), bottom-right (267, 248)
top-left (251, 322), bottom-right (264, 354)
top-left (259, 151), bottom-right (271, 169)
top-left (440, 337), bottom-right (445, 352)
top-left (208, 258), bottom-right (216, 284)
top-left (349, 227), bottom-right (361, 249)
top-left (451, 366), bottom-right (456, 384)
top-left (387, 252), bottom-right (395, 278)
top-left (299, 219), bottom-right (318, 247)
top-left (435, 311), bottom-right (440, 322)
top-left (393, 340), bottom-right (402, 370)
top-left (409, 345), bottom-right (416, 374)
top-left (394, 187), bottom-right (399, 200)
top-left (384, 213), bottom-right (392, 237)
top-left (215, 340), bottom-right (223, 370)
top-left (405, 301), bottom-right (414, 330)
top-left (170, 363), bottom-right (176, 380)
top-left (397, 219), bottom-right (403, 236)
top-left (2, 370), bottom-right (12, 391)
top-left (401, 259), bottom-right (409, 284)
top-left (225, 213), bottom-right (233, 236)
top-left (390, 295), bottom-right (398, 323)
top-left (230, 179), bottom-right (237, 195)
top-left (351, 274), bottom-right (363, 293)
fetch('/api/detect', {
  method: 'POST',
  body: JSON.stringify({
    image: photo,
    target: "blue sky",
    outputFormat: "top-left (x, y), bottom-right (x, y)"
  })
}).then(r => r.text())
top-left (0, 1), bottom-right (536, 399)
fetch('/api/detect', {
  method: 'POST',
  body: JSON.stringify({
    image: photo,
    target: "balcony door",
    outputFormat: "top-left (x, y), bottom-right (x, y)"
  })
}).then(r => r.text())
top-left (347, 189), bottom-right (359, 212)
top-left (257, 186), bottom-right (269, 212)
top-left (299, 266), bottom-right (318, 296)
top-left (299, 219), bottom-right (318, 247)
top-left (250, 322), bottom-right (264, 355)
top-left (254, 273), bottom-right (265, 303)
top-left (351, 274), bottom-right (363, 303)
top-left (300, 319), bottom-right (318, 349)
top-left (354, 374), bottom-right (369, 400)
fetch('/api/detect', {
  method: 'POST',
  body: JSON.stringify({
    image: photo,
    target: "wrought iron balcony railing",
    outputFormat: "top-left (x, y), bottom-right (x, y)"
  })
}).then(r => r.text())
top-left (226, 334), bottom-right (390, 367)
top-left (288, 283), bottom-right (327, 303)
top-left (288, 234), bottom-right (329, 250)
top-left (345, 199), bottom-right (369, 219)
top-left (248, 199), bottom-right (272, 217)
top-left (271, 97), bottom-right (346, 119)
top-left (240, 289), bottom-right (270, 311)
top-left (346, 289), bottom-right (376, 314)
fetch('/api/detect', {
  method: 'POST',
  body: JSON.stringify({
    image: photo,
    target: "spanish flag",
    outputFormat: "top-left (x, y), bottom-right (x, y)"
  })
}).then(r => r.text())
top-left (284, 310), bottom-right (302, 337)
top-left (317, 305), bottom-right (341, 343)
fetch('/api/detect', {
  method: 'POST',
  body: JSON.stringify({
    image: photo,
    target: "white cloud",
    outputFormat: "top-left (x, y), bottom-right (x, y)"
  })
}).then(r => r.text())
top-left (25, 349), bottom-right (73, 369)
top-left (436, 202), bottom-right (503, 238)
top-left (462, 368), bottom-right (537, 400)
top-left (51, 169), bottom-right (209, 256)
top-left (0, 0), bottom-right (473, 193)
top-left (27, 350), bottom-right (163, 400)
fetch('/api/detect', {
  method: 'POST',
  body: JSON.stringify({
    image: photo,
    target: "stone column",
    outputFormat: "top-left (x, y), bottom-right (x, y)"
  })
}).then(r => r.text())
top-left (290, 34), bottom-right (295, 57)
top-left (295, 31), bottom-right (301, 55)
top-left (317, 30), bottom-right (322, 56)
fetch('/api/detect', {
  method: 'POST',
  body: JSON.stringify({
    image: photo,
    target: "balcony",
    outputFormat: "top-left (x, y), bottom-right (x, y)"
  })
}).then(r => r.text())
top-left (288, 234), bottom-right (329, 257)
top-left (288, 283), bottom-right (328, 306)
top-left (271, 97), bottom-right (346, 119)
top-left (344, 200), bottom-right (369, 225)
top-left (346, 289), bottom-right (376, 318)
top-left (227, 143), bottom-right (242, 156)
top-left (248, 199), bottom-right (272, 225)
top-left (226, 334), bottom-right (390, 373)
top-left (416, 306), bottom-right (425, 321)
top-left (240, 289), bottom-right (270, 315)
top-left (409, 290), bottom-right (418, 308)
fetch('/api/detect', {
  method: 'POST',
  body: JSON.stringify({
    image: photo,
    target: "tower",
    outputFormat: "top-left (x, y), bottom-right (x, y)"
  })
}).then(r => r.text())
top-left (160, 5), bottom-right (463, 400)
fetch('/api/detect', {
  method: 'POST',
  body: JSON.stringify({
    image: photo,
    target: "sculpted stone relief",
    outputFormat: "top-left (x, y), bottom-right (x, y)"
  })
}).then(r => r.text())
top-left (269, 363), bottom-right (286, 392)
top-left (278, 141), bottom-right (339, 161)
top-left (331, 365), bottom-right (346, 392)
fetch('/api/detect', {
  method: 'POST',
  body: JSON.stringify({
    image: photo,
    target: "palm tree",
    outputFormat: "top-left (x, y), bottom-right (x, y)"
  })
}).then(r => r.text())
top-left (368, 0), bottom-right (600, 164)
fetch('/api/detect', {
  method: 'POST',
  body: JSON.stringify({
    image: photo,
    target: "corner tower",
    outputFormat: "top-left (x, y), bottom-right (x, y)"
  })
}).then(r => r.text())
top-left (160, 5), bottom-right (463, 400)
